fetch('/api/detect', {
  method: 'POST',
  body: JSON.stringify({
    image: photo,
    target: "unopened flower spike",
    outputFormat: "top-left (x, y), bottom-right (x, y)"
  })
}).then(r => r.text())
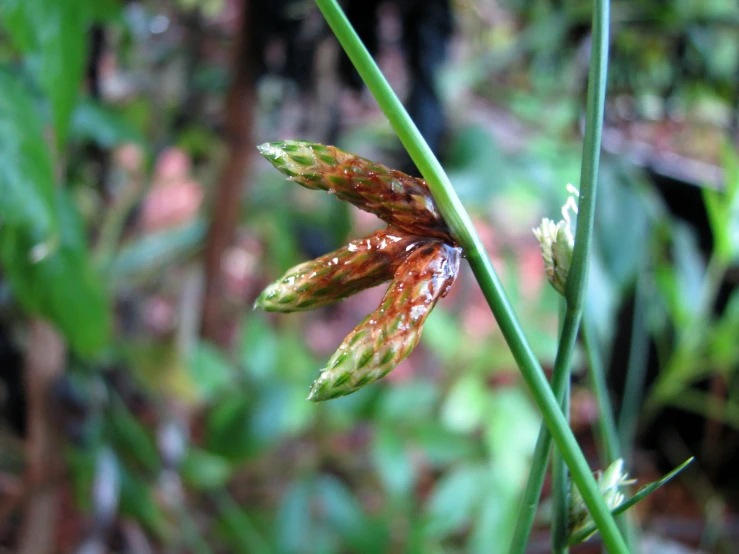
top-left (255, 227), bottom-right (423, 312)
top-left (256, 141), bottom-right (462, 401)
top-left (258, 140), bottom-right (452, 241)
top-left (308, 241), bottom-right (461, 401)
top-left (533, 184), bottom-right (579, 295)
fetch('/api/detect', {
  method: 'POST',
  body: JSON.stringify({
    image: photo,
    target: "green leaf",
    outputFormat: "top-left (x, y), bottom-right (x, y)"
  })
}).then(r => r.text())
top-left (249, 383), bottom-right (314, 444)
top-left (0, 47), bottom-right (109, 359)
top-left (722, 139), bottom-right (739, 202)
top-left (470, 486), bottom-right (518, 554)
top-left (423, 463), bottom-right (488, 538)
top-left (212, 492), bottom-right (271, 554)
top-left (371, 425), bottom-right (416, 500)
top-left (703, 187), bottom-right (730, 261)
top-left (474, 390), bottom-right (540, 550)
top-left (188, 341), bottom-right (235, 404)
top-left (107, 396), bottom-right (160, 472)
top-left (118, 465), bottom-right (169, 539)
top-left (445, 125), bottom-right (505, 204)
top-left (376, 381), bottom-right (439, 424)
top-left (484, 389), bottom-right (539, 476)
top-left (0, 71), bottom-right (57, 237)
top-left (272, 475), bottom-right (379, 554)
top-left (316, 475), bottom-right (377, 548)
top-left (414, 423), bottom-right (478, 467)
top-left (109, 219), bottom-right (207, 282)
top-left (71, 99), bottom-right (145, 148)
top-left (1, 190), bottom-right (111, 356)
top-left (205, 393), bottom-right (257, 462)
top-left (656, 223), bottom-right (705, 327)
top-left (275, 479), bottom-right (314, 553)
top-left (585, 246), bottom-right (619, 348)
top-left (3, 0), bottom-right (90, 148)
top-left (85, 0), bottom-right (123, 22)
top-left (441, 374), bottom-right (489, 433)
top-left (422, 307), bottom-right (464, 364)
top-left (181, 448), bottom-right (233, 490)
top-left (568, 457), bottom-right (695, 545)
top-left (704, 141), bottom-right (739, 263)
top-left (239, 313), bottom-right (279, 381)
top-left (707, 291), bottom-right (739, 369)
top-left (0, 1), bottom-right (35, 51)
top-left (594, 164), bottom-right (651, 288)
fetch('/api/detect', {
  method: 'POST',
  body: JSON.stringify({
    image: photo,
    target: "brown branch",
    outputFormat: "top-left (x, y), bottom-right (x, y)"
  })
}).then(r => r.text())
top-left (200, 0), bottom-right (256, 343)
top-left (17, 319), bottom-right (66, 554)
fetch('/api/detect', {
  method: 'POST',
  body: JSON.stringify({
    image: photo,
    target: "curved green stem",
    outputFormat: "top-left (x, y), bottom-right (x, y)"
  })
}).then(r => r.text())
top-left (314, 0), bottom-right (625, 552)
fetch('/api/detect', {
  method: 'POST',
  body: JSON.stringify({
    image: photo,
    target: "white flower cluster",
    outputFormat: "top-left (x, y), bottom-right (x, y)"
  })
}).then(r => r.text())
top-left (533, 184), bottom-right (579, 295)
top-left (570, 458), bottom-right (637, 540)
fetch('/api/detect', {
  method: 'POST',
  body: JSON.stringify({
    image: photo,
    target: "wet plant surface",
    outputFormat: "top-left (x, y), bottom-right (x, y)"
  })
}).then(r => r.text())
top-left (0, 1), bottom-right (737, 553)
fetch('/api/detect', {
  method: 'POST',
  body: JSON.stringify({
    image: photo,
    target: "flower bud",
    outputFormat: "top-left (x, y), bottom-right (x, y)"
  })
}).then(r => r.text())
top-left (533, 218), bottom-right (574, 295)
top-left (258, 140), bottom-right (452, 241)
top-left (308, 241), bottom-right (461, 401)
top-left (255, 228), bottom-right (423, 312)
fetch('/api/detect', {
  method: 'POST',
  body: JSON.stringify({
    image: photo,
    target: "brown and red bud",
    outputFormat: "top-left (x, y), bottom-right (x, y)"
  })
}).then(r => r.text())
top-left (255, 140), bottom-right (462, 401)
top-left (258, 140), bottom-right (452, 241)
top-left (255, 227), bottom-right (424, 312)
top-left (308, 241), bottom-right (461, 401)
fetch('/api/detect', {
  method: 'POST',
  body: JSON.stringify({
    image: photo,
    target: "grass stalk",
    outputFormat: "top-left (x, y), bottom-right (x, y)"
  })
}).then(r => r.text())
top-left (552, 302), bottom-right (571, 554)
top-left (583, 317), bottom-right (620, 462)
top-left (314, 0), bottom-right (625, 552)
top-left (510, 0), bottom-right (612, 549)
top-left (551, 384), bottom-right (571, 553)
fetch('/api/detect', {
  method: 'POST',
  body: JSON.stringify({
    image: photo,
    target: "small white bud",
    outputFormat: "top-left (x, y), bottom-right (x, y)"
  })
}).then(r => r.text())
top-left (533, 218), bottom-right (574, 295)
top-left (533, 185), bottom-right (579, 295)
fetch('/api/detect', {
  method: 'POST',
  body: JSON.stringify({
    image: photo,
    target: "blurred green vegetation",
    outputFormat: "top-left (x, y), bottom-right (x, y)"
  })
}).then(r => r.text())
top-left (0, 0), bottom-right (737, 552)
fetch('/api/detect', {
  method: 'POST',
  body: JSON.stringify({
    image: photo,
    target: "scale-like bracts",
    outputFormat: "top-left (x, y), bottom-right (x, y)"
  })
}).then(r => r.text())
top-left (256, 140), bottom-right (462, 402)
top-left (255, 227), bottom-right (424, 312)
top-left (258, 140), bottom-right (452, 241)
top-left (307, 241), bottom-right (461, 401)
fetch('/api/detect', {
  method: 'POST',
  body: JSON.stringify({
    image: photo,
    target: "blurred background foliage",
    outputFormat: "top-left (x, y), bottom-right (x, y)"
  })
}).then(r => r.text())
top-left (0, 0), bottom-right (737, 552)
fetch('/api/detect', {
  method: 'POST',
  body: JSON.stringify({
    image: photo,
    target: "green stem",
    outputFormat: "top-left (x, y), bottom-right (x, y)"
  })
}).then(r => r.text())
top-left (314, 0), bottom-right (625, 552)
top-left (552, 383), bottom-right (571, 553)
top-left (552, 302), bottom-right (571, 554)
top-left (511, 0), bottom-right (612, 548)
top-left (583, 317), bottom-right (620, 462)
top-left (583, 315), bottom-right (641, 551)
top-left (508, 413), bottom-right (554, 552)
top-left (508, 309), bottom-right (580, 554)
